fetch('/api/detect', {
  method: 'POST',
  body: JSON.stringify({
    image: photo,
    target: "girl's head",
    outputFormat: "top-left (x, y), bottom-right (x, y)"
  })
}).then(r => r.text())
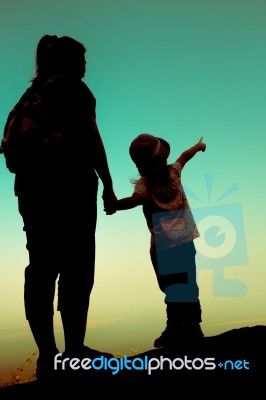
top-left (33, 35), bottom-right (86, 82)
top-left (129, 133), bottom-right (170, 176)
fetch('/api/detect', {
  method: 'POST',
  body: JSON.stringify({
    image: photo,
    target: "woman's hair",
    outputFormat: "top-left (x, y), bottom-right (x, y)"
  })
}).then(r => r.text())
top-left (32, 35), bottom-right (86, 83)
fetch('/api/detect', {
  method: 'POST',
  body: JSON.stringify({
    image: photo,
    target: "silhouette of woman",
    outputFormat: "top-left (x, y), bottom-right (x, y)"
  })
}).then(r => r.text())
top-left (3, 35), bottom-right (116, 379)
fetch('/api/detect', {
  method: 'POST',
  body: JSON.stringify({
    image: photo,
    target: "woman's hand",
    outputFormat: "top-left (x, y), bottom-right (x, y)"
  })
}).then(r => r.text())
top-left (102, 186), bottom-right (117, 215)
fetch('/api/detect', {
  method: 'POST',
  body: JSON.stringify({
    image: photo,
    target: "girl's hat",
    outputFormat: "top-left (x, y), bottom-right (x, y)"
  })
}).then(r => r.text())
top-left (129, 133), bottom-right (170, 175)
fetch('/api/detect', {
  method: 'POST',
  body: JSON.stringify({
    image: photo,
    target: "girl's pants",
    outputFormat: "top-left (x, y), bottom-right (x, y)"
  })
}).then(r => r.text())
top-left (150, 240), bottom-right (202, 323)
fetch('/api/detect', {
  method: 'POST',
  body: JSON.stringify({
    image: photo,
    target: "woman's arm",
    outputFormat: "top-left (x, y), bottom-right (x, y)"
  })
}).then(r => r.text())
top-left (91, 118), bottom-right (114, 188)
top-left (90, 117), bottom-right (117, 213)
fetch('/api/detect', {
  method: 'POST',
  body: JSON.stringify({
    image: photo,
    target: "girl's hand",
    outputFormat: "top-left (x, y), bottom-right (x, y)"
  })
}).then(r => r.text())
top-left (198, 136), bottom-right (206, 152)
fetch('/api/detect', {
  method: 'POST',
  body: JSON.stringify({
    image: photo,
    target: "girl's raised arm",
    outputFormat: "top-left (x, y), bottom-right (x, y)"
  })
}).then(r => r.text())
top-left (176, 137), bottom-right (206, 168)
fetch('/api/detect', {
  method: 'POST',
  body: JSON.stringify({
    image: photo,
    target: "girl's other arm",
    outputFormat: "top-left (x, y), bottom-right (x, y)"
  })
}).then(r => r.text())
top-left (105, 192), bottom-right (143, 215)
top-left (177, 136), bottom-right (206, 168)
top-left (116, 192), bottom-right (143, 211)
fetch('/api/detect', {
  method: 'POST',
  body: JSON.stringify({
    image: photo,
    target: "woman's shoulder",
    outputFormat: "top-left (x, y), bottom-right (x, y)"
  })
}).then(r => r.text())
top-left (41, 75), bottom-right (90, 91)
top-left (39, 75), bottom-right (95, 104)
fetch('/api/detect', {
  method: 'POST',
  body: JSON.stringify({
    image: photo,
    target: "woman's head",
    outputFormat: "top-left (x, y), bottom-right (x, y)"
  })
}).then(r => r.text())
top-left (129, 134), bottom-right (170, 177)
top-left (33, 34), bottom-right (86, 82)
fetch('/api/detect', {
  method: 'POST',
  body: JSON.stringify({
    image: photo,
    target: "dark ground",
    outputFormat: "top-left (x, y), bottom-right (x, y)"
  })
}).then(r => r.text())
top-left (0, 325), bottom-right (265, 398)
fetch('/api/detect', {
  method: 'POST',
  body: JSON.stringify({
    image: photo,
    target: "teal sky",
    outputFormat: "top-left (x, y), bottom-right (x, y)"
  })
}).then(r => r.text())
top-left (1, 0), bottom-right (266, 384)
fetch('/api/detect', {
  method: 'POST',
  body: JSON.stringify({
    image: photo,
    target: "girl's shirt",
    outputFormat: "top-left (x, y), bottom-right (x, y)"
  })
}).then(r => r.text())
top-left (134, 160), bottom-right (199, 252)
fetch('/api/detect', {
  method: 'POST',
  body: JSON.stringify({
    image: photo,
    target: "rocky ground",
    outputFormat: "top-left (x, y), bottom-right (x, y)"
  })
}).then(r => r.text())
top-left (0, 325), bottom-right (264, 398)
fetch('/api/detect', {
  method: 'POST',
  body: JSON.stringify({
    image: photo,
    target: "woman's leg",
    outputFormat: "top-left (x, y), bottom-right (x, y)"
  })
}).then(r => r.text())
top-left (19, 195), bottom-right (60, 364)
top-left (57, 187), bottom-right (97, 355)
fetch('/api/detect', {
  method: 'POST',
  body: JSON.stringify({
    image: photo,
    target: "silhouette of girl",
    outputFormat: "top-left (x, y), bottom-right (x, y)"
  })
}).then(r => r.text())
top-left (107, 134), bottom-right (206, 348)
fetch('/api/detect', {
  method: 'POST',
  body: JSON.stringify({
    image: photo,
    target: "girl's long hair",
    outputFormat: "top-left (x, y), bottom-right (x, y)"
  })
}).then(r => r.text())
top-left (132, 164), bottom-right (178, 203)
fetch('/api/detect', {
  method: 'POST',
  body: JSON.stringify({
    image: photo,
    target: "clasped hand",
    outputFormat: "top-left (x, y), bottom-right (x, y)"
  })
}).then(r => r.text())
top-left (102, 187), bottom-right (117, 215)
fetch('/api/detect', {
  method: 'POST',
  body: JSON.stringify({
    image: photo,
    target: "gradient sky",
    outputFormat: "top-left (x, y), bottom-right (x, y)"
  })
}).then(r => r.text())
top-left (1, 0), bottom-right (266, 385)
